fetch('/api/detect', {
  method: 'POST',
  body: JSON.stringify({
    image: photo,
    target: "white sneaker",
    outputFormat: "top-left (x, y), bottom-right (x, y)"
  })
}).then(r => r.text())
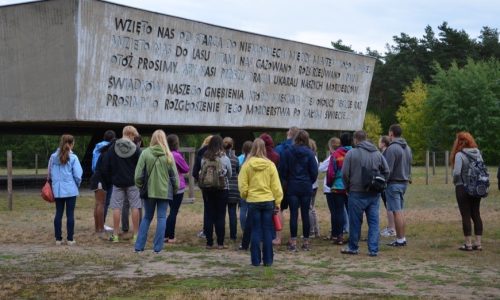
top-left (381, 228), bottom-right (396, 237)
top-left (104, 225), bottom-right (113, 232)
top-left (67, 240), bottom-right (77, 246)
top-left (55, 240), bottom-right (63, 246)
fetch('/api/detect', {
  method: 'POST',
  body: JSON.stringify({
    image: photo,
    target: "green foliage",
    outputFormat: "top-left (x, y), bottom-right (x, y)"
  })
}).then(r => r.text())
top-left (397, 78), bottom-right (429, 164)
top-left (426, 58), bottom-right (500, 163)
top-left (367, 23), bottom-right (500, 129)
top-left (362, 112), bottom-right (382, 143)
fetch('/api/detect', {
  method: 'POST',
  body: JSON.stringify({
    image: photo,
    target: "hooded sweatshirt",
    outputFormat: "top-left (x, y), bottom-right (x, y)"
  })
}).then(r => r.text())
top-left (453, 148), bottom-right (483, 186)
top-left (49, 149), bottom-right (83, 198)
top-left (134, 145), bottom-right (179, 200)
top-left (238, 157), bottom-right (283, 207)
top-left (331, 146), bottom-right (353, 192)
top-left (342, 141), bottom-right (390, 193)
top-left (91, 141), bottom-right (110, 173)
top-left (103, 138), bottom-right (141, 187)
top-left (280, 144), bottom-right (318, 196)
top-left (383, 138), bottom-right (412, 183)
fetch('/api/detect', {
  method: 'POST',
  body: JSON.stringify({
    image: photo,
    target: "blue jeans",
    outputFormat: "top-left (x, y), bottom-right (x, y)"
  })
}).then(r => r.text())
top-left (331, 193), bottom-right (347, 238)
top-left (347, 192), bottom-right (380, 253)
top-left (248, 201), bottom-right (274, 266)
top-left (165, 192), bottom-right (184, 239)
top-left (227, 202), bottom-right (238, 240)
top-left (54, 196), bottom-right (76, 241)
top-left (135, 198), bottom-right (168, 253)
top-left (239, 198), bottom-right (248, 231)
top-left (288, 194), bottom-right (311, 239)
top-left (204, 189), bottom-right (228, 246)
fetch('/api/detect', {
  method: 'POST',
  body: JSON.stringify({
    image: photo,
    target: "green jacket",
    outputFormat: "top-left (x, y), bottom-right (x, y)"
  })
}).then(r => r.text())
top-left (135, 145), bottom-right (179, 200)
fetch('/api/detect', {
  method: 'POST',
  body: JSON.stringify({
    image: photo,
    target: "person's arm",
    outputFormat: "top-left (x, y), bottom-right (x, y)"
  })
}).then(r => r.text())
top-left (452, 153), bottom-right (463, 184)
top-left (222, 156), bottom-right (232, 178)
top-left (238, 163), bottom-right (249, 199)
top-left (381, 155), bottom-right (390, 179)
top-left (308, 153), bottom-right (319, 184)
top-left (134, 152), bottom-right (146, 188)
top-left (71, 155), bottom-right (83, 188)
top-left (318, 156), bottom-right (330, 172)
top-left (168, 161), bottom-right (180, 194)
top-left (270, 164), bottom-right (283, 208)
top-left (175, 152), bottom-right (190, 174)
top-left (384, 147), bottom-right (396, 175)
top-left (342, 151), bottom-right (352, 190)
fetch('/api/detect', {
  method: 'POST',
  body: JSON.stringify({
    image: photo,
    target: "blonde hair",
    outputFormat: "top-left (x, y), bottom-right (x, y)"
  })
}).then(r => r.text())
top-left (309, 138), bottom-right (317, 153)
top-left (201, 135), bottom-right (213, 147)
top-left (150, 129), bottom-right (173, 164)
top-left (247, 138), bottom-right (268, 160)
top-left (328, 137), bottom-right (340, 152)
top-left (223, 137), bottom-right (234, 150)
top-left (122, 125), bottom-right (139, 140)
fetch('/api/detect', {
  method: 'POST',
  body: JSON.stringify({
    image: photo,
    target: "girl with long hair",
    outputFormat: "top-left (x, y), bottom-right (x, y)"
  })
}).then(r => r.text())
top-left (49, 134), bottom-right (83, 245)
top-left (239, 138), bottom-right (283, 266)
top-left (200, 135), bottom-right (232, 249)
top-left (451, 131), bottom-right (485, 251)
top-left (134, 129), bottom-right (179, 253)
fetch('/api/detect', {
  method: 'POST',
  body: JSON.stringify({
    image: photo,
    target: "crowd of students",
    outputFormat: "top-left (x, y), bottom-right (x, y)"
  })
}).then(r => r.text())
top-left (47, 125), bottom-right (489, 266)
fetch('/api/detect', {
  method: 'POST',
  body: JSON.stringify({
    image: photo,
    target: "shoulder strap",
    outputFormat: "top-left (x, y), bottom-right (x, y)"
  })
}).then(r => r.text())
top-left (146, 156), bottom-right (160, 178)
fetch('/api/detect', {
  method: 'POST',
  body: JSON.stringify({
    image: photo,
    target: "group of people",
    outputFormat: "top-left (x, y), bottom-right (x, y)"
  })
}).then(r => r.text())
top-left (47, 124), bottom-right (488, 266)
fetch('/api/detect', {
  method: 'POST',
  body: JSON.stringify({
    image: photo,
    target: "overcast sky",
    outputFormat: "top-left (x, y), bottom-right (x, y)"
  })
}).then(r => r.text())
top-left (1, 0), bottom-right (498, 53)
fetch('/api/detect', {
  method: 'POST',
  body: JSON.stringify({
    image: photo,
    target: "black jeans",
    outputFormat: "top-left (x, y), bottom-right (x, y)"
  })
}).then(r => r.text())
top-left (204, 189), bottom-right (228, 246)
top-left (227, 202), bottom-right (238, 240)
top-left (456, 185), bottom-right (483, 236)
top-left (165, 192), bottom-right (184, 239)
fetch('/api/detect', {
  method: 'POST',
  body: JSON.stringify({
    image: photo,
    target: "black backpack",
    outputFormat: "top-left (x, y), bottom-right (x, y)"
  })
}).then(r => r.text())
top-left (461, 151), bottom-right (489, 198)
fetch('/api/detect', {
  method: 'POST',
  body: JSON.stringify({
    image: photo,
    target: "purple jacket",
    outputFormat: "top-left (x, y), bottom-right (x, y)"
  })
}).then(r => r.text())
top-left (172, 150), bottom-right (190, 190)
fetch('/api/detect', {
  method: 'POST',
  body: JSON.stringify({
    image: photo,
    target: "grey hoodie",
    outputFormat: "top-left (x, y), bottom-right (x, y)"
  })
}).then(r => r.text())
top-left (453, 148), bottom-right (483, 186)
top-left (342, 141), bottom-right (390, 193)
top-left (384, 138), bottom-right (412, 183)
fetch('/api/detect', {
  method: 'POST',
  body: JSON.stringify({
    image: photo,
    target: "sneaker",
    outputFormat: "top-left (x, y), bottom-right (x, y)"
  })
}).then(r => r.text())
top-left (387, 240), bottom-right (407, 247)
top-left (132, 234), bottom-right (138, 243)
top-left (104, 225), bottom-right (113, 232)
top-left (67, 240), bottom-right (76, 246)
top-left (238, 244), bottom-right (248, 251)
top-left (381, 228), bottom-right (396, 237)
top-left (368, 251), bottom-right (378, 257)
top-left (55, 240), bottom-right (63, 246)
top-left (287, 242), bottom-right (298, 252)
top-left (340, 248), bottom-right (359, 255)
top-left (109, 235), bottom-right (119, 243)
top-left (197, 230), bottom-right (206, 239)
top-left (301, 243), bottom-right (311, 251)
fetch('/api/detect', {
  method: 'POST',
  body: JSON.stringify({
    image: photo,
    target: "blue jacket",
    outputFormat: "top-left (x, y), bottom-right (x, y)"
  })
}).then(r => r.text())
top-left (280, 144), bottom-right (318, 196)
top-left (49, 150), bottom-right (83, 198)
top-left (92, 141), bottom-right (110, 173)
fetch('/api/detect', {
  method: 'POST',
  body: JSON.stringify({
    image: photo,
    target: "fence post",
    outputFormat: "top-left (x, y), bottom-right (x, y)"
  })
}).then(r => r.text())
top-left (445, 151), bottom-right (449, 184)
top-left (35, 154), bottom-right (39, 175)
top-left (425, 150), bottom-right (430, 185)
top-left (432, 152), bottom-right (436, 175)
top-left (7, 150), bottom-right (13, 211)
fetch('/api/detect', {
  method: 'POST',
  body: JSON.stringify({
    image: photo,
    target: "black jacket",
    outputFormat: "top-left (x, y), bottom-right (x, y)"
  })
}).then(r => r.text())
top-left (102, 138), bottom-right (141, 188)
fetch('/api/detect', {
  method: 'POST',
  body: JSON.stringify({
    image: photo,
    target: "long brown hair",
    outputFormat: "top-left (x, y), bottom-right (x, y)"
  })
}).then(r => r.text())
top-left (451, 131), bottom-right (478, 165)
top-left (58, 134), bottom-right (74, 164)
top-left (204, 135), bottom-right (224, 160)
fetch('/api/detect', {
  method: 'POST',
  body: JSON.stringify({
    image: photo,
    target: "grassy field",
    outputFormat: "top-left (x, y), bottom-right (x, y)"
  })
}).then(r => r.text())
top-left (0, 167), bottom-right (499, 299)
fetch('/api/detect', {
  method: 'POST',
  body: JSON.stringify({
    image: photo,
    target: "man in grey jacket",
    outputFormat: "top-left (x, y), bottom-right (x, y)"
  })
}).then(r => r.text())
top-left (384, 124), bottom-right (412, 247)
top-left (341, 130), bottom-right (389, 256)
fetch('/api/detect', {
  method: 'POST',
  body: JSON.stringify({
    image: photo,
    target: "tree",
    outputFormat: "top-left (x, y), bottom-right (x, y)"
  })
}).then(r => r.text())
top-left (362, 112), bottom-right (382, 144)
top-left (427, 59), bottom-right (500, 163)
top-left (396, 78), bottom-right (429, 164)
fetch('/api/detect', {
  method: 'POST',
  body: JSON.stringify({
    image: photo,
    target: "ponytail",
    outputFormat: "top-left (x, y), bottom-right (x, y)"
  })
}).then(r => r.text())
top-left (58, 134), bottom-right (74, 164)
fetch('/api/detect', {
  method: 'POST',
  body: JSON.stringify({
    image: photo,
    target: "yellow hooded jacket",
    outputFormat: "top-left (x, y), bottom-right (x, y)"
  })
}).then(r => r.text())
top-left (238, 157), bottom-right (283, 207)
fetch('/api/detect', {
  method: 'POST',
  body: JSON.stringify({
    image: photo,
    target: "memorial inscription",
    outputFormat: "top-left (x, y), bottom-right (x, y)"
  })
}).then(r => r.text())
top-left (76, 1), bottom-right (376, 130)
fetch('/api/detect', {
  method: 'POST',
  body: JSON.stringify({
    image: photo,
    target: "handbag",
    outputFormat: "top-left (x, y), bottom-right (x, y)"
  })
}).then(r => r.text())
top-left (140, 157), bottom-right (159, 199)
top-left (41, 180), bottom-right (55, 203)
top-left (41, 157), bottom-right (55, 203)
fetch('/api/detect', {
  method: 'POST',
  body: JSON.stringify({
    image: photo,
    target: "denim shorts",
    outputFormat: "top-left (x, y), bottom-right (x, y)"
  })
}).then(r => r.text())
top-left (110, 185), bottom-right (142, 209)
top-left (385, 183), bottom-right (407, 212)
